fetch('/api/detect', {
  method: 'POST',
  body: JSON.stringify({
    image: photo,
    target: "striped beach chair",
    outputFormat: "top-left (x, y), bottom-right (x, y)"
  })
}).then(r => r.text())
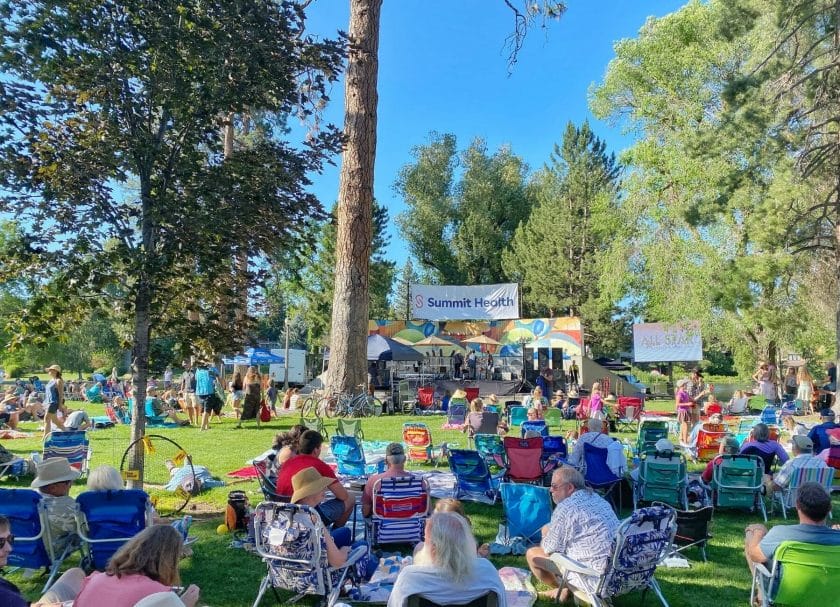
top-left (367, 475), bottom-right (430, 546)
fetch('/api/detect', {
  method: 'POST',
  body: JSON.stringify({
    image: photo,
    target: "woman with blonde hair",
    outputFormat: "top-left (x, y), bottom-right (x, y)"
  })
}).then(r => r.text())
top-left (236, 366), bottom-right (262, 429)
top-left (42, 364), bottom-right (67, 438)
top-left (389, 512), bottom-right (506, 607)
top-left (797, 367), bottom-right (815, 414)
top-left (73, 525), bottom-right (200, 607)
top-left (525, 386), bottom-right (547, 419)
top-left (228, 370), bottom-right (244, 420)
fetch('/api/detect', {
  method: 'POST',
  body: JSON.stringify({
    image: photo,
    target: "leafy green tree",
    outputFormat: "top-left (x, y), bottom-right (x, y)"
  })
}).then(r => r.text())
top-left (396, 134), bottom-right (534, 284)
top-left (504, 121), bottom-right (620, 322)
top-left (391, 258), bottom-right (421, 320)
top-left (0, 0), bottom-right (344, 484)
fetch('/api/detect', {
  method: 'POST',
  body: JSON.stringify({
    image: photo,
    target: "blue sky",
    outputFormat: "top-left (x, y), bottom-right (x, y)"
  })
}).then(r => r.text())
top-left (301, 0), bottom-right (687, 268)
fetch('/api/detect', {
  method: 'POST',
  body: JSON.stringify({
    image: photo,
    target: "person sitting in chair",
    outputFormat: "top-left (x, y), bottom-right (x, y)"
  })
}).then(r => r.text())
top-left (31, 457), bottom-right (80, 557)
top-left (745, 483), bottom-right (840, 602)
top-left (763, 435), bottom-right (826, 496)
top-left (701, 435), bottom-right (741, 484)
top-left (807, 409), bottom-right (840, 454)
top-left (388, 511), bottom-right (506, 607)
top-left (567, 417), bottom-right (626, 477)
top-left (740, 422), bottom-right (789, 475)
top-left (276, 430), bottom-right (354, 528)
top-left (526, 467), bottom-right (620, 603)
top-left (362, 443), bottom-right (417, 518)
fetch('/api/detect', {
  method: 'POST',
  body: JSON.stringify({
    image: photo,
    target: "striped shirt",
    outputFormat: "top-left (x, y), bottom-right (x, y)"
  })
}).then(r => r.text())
top-left (773, 454), bottom-right (827, 489)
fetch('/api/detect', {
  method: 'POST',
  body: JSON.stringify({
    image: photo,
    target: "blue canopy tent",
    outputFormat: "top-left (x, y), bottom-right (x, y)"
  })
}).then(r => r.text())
top-left (323, 334), bottom-right (424, 362)
top-left (222, 347), bottom-right (284, 366)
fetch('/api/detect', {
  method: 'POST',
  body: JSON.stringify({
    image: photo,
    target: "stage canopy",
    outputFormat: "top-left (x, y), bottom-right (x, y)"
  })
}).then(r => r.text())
top-left (223, 347), bottom-right (284, 365)
top-left (323, 334), bottom-right (424, 362)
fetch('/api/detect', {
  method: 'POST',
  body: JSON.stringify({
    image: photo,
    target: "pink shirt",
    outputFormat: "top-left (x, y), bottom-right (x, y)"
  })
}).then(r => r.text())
top-left (74, 572), bottom-right (171, 607)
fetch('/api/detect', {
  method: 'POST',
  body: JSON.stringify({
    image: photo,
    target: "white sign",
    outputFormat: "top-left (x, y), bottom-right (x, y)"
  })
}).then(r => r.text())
top-left (633, 321), bottom-right (703, 363)
top-left (410, 283), bottom-right (519, 320)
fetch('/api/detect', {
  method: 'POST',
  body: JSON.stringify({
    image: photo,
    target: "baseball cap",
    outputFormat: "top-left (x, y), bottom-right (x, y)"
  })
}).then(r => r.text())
top-left (791, 435), bottom-right (814, 452)
top-left (820, 408), bottom-right (836, 418)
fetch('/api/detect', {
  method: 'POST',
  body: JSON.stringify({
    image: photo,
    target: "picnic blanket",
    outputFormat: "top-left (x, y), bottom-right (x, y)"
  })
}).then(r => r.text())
top-left (227, 465), bottom-right (259, 479)
top-left (0, 429), bottom-right (33, 439)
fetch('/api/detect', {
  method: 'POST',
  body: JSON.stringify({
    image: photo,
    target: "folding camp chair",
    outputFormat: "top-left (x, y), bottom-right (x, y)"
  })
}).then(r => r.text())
top-left (251, 502), bottom-right (366, 607)
top-left (509, 406), bottom-right (528, 428)
top-left (398, 380), bottom-right (416, 414)
top-left (445, 400), bottom-right (467, 427)
top-left (499, 482), bottom-right (553, 546)
top-left (403, 423), bottom-right (443, 466)
top-left (367, 475), bottom-right (430, 546)
top-left (416, 386), bottom-right (435, 412)
top-left (329, 435), bottom-right (370, 477)
top-left (448, 449), bottom-right (504, 504)
top-left (301, 416), bottom-right (328, 439)
top-left (637, 419), bottom-right (669, 455)
top-left (503, 400), bottom-right (520, 422)
top-left (541, 436), bottom-right (568, 475)
top-left (503, 436), bottom-right (544, 484)
top-left (520, 420), bottom-right (548, 438)
top-left (253, 461), bottom-right (288, 502)
top-left (543, 408), bottom-right (563, 434)
top-left (43, 430), bottom-right (91, 477)
top-left (616, 401), bottom-right (642, 433)
top-left (466, 412), bottom-right (500, 448)
top-left (712, 453), bottom-right (766, 522)
top-left (633, 451), bottom-right (688, 509)
top-left (533, 505), bottom-right (676, 607)
top-left (75, 489), bottom-right (153, 570)
top-left (771, 466), bottom-right (835, 519)
top-left (0, 488), bottom-right (80, 593)
top-left (335, 418), bottom-right (364, 441)
top-left (582, 443), bottom-right (624, 512)
top-left (474, 434), bottom-right (506, 470)
top-left (760, 405), bottom-right (779, 425)
top-left (695, 423), bottom-right (728, 461)
top-left (406, 593), bottom-right (499, 607)
top-left (655, 503), bottom-right (713, 562)
top-left (751, 541), bottom-right (840, 607)
top-left (0, 455), bottom-right (28, 480)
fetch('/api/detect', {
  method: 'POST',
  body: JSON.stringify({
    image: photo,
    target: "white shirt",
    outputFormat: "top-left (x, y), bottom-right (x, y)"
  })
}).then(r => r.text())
top-left (568, 432), bottom-right (627, 477)
top-left (387, 560), bottom-right (507, 607)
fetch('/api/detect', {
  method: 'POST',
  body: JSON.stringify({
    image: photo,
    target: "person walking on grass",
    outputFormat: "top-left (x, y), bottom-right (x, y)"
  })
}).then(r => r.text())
top-left (236, 366), bottom-right (262, 429)
top-left (43, 364), bottom-right (67, 438)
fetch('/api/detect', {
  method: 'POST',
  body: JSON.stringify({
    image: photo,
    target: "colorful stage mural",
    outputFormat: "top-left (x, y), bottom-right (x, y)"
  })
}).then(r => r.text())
top-left (368, 318), bottom-right (583, 359)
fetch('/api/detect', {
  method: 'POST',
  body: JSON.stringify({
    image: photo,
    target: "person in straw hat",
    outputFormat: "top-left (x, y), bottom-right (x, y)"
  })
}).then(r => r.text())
top-left (31, 457), bottom-right (80, 555)
top-left (289, 467), bottom-right (378, 579)
top-left (43, 364), bottom-right (67, 438)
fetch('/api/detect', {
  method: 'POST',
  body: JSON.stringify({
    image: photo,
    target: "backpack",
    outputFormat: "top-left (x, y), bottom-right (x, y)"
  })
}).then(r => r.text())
top-left (259, 400), bottom-right (271, 422)
top-left (225, 490), bottom-right (250, 531)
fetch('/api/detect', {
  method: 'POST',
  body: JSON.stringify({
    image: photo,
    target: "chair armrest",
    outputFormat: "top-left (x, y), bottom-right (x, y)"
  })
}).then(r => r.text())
top-left (754, 562), bottom-right (772, 579)
top-left (343, 545), bottom-right (368, 568)
top-left (549, 552), bottom-right (600, 577)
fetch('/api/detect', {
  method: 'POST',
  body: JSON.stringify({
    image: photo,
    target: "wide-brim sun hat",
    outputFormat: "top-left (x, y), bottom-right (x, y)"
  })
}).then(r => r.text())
top-left (604, 394), bottom-right (616, 403)
top-left (31, 457), bottom-right (80, 488)
top-left (45, 364), bottom-right (62, 373)
top-left (134, 591), bottom-right (187, 607)
top-left (291, 467), bottom-right (334, 504)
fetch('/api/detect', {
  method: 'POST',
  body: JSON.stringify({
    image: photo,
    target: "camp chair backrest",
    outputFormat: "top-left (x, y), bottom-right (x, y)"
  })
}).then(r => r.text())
top-left (667, 505), bottom-right (713, 557)
top-left (370, 476), bottom-right (429, 546)
top-left (738, 418), bottom-right (759, 433)
top-left (779, 466), bottom-right (835, 510)
top-left (474, 434), bottom-right (506, 468)
top-left (468, 411), bottom-right (500, 438)
top-left (696, 427), bottom-right (728, 461)
top-left (43, 430), bottom-right (90, 473)
top-left (520, 420), bottom-right (549, 438)
top-left (543, 408), bottom-right (563, 431)
top-left (509, 406), bottom-right (528, 427)
top-left (771, 541), bottom-right (840, 605)
top-left (403, 423), bottom-right (435, 463)
top-left (760, 406), bottom-right (779, 425)
top-left (638, 454), bottom-right (687, 508)
top-left (740, 445), bottom-right (777, 475)
top-left (0, 488), bottom-right (51, 569)
top-left (499, 482), bottom-right (553, 545)
top-left (417, 387), bottom-right (435, 408)
top-left (329, 435), bottom-right (366, 477)
top-left (618, 396), bottom-right (644, 417)
top-left (335, 418), bottom-right (363, 440)
top-left (301, 416), bottom-right (327, 438)
top-left (448, 449), bottom-right (498, 503)
top-left (253, 462), bottom-right (288, 502)
top-left (599, 506), bottom-right (676, 600)
top-left (542, 435), bottom-right (568, 461)
top-left (504, 436), bottom-right (544, 483)
top-left (637, 422), bottom-right (669, 454)
top-left (583, 442), bottom-right (622, 485)
top-left (75, 489), bottom-right (151, 570)
top-left (447, 401), bottom-right (467, 425)
top-left (714, 454), bottom-right (763, 516)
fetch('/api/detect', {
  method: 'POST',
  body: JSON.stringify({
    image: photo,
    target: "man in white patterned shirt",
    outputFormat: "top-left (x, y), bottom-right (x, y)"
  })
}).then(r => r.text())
top-left (526, 467), bottom-right (620, 602)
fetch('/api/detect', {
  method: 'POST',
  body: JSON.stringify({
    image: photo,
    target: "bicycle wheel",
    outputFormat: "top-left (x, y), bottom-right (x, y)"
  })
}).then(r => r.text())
top-left (321, 396), bottom-right (339, 418)
top-left (299, 396), bottom-right (317, 418)
top-left (370, 397), bottom-right (383, 417)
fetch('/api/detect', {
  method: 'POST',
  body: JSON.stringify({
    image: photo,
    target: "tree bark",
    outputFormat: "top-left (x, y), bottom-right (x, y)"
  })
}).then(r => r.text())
top-left (835, 224), bottom-right (840, 375)
top-left (327, 0), bottom-right (381, 394)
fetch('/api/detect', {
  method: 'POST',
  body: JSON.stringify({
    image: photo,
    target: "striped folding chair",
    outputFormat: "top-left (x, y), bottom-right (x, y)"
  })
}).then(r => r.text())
top-left (367, 475), bottom-right (430, 546)
top-left (43, 431), bottom-right (91, 477)
top-left (772, 466), bottom-right (835, 519)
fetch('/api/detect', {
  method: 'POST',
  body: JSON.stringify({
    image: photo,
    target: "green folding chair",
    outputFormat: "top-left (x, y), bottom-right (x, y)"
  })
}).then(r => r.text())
top-left (752, 541), bottom-right (840, 606)
top-left (301, 416), bottom-right (328, 438)
top-left (633, 451), bottom-right (688, 509)
top-left (335, 418), bottom-right (364, 441)
top-left (713, 453), bottom-right (766, 521)
top-left (636, 419), bottom-right (669, 455)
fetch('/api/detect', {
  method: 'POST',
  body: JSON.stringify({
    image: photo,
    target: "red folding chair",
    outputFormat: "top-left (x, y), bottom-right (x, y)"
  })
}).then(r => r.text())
top-left (417, 387), bottom-right (435, 411)
top-left (465, 387), bottom-right (480, 402)
top-left (696, 423), bottom-right (727, 461)
top-left (503, 436), bottom-right (544, 484)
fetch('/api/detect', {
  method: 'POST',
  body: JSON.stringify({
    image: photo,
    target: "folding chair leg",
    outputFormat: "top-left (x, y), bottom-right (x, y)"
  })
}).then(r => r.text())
top-left (649, 578), bottom-right (670, 607)
top-left (252, 575), bottom-right (271, 607)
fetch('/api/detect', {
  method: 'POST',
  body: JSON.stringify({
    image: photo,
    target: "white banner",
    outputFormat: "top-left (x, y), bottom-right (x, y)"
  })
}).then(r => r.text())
top-left (410, 283), bottom-right (519, 320)
top-left (633, 321), bottom-right (703, 363)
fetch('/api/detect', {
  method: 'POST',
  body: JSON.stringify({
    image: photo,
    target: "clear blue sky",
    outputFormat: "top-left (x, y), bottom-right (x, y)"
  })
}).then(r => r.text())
top-left (301, 0), bottom-right (687, 268)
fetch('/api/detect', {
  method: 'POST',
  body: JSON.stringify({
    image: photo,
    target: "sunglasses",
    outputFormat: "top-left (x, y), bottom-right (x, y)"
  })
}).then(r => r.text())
top-left (0, 534), bottom-right (15, 549)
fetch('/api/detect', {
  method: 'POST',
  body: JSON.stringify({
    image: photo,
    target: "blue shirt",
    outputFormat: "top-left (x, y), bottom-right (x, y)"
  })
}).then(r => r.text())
top-left (194, 367), bottom-right (217, 396)
top-left (807, 422), bottom-right (840, 454)
top-left (759, 523), bottom-right (840, 561)
top-left (43, 378), bottom-right (60, 406)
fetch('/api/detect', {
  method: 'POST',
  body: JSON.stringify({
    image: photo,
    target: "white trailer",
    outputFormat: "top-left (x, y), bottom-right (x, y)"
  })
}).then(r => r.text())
top-left (268, 348), bottom-right (307, 387)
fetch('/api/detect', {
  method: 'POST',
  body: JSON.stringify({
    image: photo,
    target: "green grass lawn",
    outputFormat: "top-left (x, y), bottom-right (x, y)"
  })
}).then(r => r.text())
top-left (2, 399), bottom-right (837, 606)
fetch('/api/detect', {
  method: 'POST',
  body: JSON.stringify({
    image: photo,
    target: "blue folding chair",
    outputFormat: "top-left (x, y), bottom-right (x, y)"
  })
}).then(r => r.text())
top-left (499, 482), bottom-right (553, 545)
top-left (0, 488), bottom-right (78, 592)
top-left (541, 435), bottom-right (568, 474)
top-left (75, 490), bottom-right (152, 570)
top-left (446, 400), bottom-right (467, 427)
top-left (582, 442), bottom-right (624, 512)
top-left (329, 435), bottom-right (368, 477)
top-left (448, 449), bottom-right (504, 504)
top-left (474, 434), bottom-right (506, 470)
top-left (509, 406), bottom-right (528, 427)
top-left (760, 405), bottom-right (779, 425)
top-left (43, 430), bottom-right (91, 477)
top-left (521, 420), bottom-right (549, 437)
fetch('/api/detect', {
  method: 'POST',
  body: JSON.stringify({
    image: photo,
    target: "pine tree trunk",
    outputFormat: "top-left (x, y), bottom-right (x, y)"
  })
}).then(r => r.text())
top-left (327, 0), bottom-right (381, 394)
top-left (835, 224), bottom-right (840, 375)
